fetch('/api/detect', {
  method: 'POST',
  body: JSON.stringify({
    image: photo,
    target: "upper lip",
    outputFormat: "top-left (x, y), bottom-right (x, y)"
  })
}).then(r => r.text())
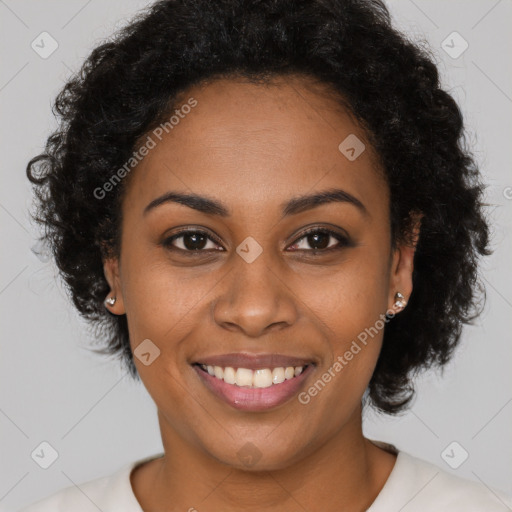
top-left (194, 352), bottom-right (315, 370)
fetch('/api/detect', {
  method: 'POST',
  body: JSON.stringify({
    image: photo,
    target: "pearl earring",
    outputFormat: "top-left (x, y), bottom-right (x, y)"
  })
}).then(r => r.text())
top-left (105, 296), bottom-right (117, 306)
top-left (393, 292), bottom-right (407, 310)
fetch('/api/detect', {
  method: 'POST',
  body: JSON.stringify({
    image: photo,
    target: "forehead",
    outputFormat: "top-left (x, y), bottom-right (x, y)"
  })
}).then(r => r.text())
top-left (124, 75), bottom-right (387, 217)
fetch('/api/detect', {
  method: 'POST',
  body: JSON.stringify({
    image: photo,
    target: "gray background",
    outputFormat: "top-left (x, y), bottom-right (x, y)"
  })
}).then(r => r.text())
top-left (1, 1), bottom-right (511, 510)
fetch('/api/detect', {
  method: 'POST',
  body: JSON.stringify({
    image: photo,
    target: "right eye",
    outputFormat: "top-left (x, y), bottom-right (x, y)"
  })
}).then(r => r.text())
top-left (162, 229), bottom-right (225, 253)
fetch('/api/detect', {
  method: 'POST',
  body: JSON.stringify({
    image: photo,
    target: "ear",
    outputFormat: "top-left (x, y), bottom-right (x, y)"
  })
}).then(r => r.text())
top-left (103, 257), bottom-right (126, 315)
top-left (387, 211), bottom-right (423, 312)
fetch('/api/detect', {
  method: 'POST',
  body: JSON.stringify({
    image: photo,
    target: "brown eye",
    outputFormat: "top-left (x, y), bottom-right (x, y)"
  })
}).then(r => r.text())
top-left (288, 228), bottom-right (350, 252)
top-left (162, 230), bottom-right (224, 252)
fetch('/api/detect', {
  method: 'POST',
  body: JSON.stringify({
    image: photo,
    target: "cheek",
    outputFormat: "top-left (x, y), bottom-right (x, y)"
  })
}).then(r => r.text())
top-left (120, 253), bottom-right (227, 397)
top-left (121, 250), bottom-right (209, 339)
top-left (297, 251), bottom-right (389, 391)
top-left (301, 250), bottom-right (390, 335)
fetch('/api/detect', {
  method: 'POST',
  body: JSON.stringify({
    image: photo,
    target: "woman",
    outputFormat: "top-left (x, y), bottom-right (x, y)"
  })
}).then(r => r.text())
top-left (22, 0), bottom-right (511, 510)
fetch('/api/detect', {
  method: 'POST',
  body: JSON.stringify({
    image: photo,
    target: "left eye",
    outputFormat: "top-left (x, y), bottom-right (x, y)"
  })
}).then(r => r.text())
top-left (287, 229), bottom-right (348, 252)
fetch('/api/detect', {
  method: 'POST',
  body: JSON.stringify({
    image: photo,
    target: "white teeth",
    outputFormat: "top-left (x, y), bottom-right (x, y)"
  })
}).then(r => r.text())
top-left (223, 366), bottom-right (236, 385)
top-left (199, 364), bottom-right (307, 388)
top-left (284, 367), bottom-right (295, 380)
top-left (272, 367), bottom-right (285, 384)
top-left (253, 369), bottom-right (273, 388)
top-left (235, 368), bottom-right (253, 387)
top-left (294, 366), bottom-right (304, 377)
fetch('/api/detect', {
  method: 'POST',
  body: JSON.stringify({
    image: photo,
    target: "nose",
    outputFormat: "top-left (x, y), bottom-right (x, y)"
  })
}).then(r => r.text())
top-left (212, 254), bottom-right (299, 338)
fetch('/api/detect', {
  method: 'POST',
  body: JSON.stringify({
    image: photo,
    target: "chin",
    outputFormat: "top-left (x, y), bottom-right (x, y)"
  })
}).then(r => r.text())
top-left (202, 434), bottom-right (309, 472)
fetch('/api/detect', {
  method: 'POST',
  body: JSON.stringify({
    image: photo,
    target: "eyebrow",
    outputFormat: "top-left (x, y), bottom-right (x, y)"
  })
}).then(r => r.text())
top-left (143, 187), bottom-right (368, 218)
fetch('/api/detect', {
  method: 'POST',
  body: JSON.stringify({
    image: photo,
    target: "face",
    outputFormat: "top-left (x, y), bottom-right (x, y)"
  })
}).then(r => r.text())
top-left (104, 75), bottom-right (416, 470)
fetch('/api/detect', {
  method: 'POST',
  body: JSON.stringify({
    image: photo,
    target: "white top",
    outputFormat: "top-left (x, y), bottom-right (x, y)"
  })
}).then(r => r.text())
top-left (19, 441), bottom-right (512, 511)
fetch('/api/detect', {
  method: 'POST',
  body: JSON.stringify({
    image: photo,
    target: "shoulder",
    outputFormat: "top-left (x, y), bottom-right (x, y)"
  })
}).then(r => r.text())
top-left (417, 458), bottom-right (512, 511)
top-left (18, 472), bottom-right (114, 512)
top-left (17, 454), bottom-right (162, 512)
top-left (371, 447), bottom-right (512, 512)
top-left (18, 468), bottom-right (131, 512)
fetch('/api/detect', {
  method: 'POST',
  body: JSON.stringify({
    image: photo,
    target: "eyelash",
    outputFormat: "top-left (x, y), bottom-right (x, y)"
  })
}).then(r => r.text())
top-left (161, 227), bottom-right (351, 255)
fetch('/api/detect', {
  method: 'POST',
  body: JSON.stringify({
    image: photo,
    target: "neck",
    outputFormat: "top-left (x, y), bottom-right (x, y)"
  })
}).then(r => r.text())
top-left (132, 404), bottom-right (396, 512)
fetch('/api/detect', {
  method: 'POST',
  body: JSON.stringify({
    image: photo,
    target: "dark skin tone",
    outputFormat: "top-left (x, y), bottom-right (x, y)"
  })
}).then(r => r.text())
top-left (103, 75), bottom-right (420, 511)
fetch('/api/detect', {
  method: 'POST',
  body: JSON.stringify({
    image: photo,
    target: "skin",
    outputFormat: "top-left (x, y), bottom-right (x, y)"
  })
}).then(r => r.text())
top-left (103, 74), bottom-right (420, 511)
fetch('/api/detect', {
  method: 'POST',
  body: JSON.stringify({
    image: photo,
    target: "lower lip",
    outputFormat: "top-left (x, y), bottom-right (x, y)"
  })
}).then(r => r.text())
top-left (193, 364), bottom-right (314, 412)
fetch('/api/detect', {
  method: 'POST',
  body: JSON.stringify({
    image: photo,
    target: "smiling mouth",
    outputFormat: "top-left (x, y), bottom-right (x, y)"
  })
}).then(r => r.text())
top-left (193, 363), bottom-right (311, 389)
top-left (192, 361), bottom-right (315, 411)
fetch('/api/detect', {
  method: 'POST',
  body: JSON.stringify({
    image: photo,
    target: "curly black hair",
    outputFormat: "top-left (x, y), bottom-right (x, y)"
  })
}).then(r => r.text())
top-left (26, 0), bottom-right (491, 415)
